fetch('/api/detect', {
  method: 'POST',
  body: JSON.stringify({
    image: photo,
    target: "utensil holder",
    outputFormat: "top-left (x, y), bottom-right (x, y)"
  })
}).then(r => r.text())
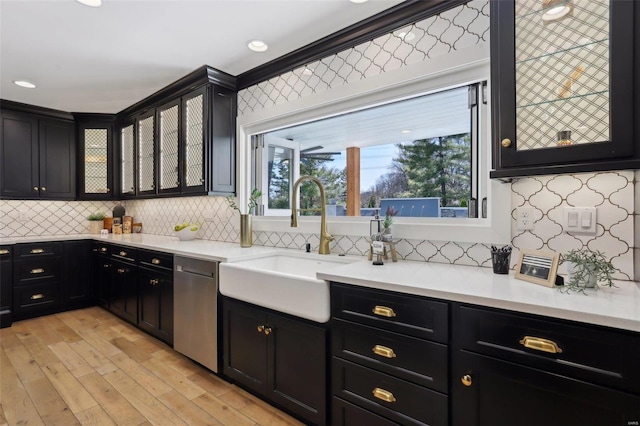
top-left (491, 251), bottom-right (511, 274)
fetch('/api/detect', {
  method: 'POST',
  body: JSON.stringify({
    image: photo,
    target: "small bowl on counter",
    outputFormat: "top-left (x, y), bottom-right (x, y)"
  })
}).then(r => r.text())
top-left (174, 225), bottom-right (199, 241)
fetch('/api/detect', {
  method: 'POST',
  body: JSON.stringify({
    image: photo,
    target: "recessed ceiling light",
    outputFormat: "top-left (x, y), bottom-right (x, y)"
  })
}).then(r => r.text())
top-left (541, 0), bottom-right (572, 21)
top-left (401, 130), bottom-right (412, 134)
top-left (76, 0), bottom-right (102, 7)
top-left (248, 40), bottom-right (268, 52)
top-left (350, 0), bottom-right (369, 3)
top-left (13, 80), bottom-right (36, 89)
top-left (394, 27), bottom-right (416, 42)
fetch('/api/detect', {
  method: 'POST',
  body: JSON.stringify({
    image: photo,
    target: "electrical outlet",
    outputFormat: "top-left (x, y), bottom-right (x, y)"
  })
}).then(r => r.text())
top-left (516, 207), bottom-right (534, 231)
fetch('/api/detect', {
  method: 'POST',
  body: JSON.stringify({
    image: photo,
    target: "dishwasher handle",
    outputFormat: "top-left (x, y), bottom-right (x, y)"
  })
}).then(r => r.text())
top-left (175, 264), bottom-right (216, 278)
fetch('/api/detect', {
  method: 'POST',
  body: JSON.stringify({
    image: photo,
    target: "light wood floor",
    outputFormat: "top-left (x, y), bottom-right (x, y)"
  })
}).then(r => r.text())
top-left (0, 307), bottom-right (305, 426)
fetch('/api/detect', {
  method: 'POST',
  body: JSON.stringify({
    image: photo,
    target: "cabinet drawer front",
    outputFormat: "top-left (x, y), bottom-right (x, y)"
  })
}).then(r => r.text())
top-left (15, 242), bottom-right (62, 258)
top-left (138, 250), bottom-right (173, 271)
top-left (332, 358), bottom-right (447, 426)
top-left (332, 397), bottom-right (399, 426)
top-left (331, 283), bottom-right (448, 343)
top-left (14, 282), bottom-right (59, 311)
top-left (333, 319), bottom-right (447, 392)
top-left (110, 245), bottom-right (137, 262)
top-left (454, 304), bottom-right (640, 394)
top-left (15, 259), bottom-right (61, 283)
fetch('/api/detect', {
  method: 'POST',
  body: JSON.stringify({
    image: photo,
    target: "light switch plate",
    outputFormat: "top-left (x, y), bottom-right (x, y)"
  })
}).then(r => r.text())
top-left (563, 207), bottom-right (597, 235)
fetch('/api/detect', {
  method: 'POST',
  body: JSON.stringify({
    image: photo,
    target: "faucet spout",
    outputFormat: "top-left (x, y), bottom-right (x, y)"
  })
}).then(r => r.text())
top-left (291, 175), bottom-right (334, 254)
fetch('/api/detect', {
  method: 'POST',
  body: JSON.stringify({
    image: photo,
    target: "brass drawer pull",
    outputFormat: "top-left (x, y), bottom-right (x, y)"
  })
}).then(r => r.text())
top-left (30, 268), bottom-right (45, 274)
top-left (461, 374), bottom-right (473, 386)
top-left (30, 294), bottom-right (45, 300)
top-left (372, 387), bottom-right (396, 403)
top-left (372, 345), bottom-right (396, 359)
top-left (117, 268), bottom-right (127, 274)
top-left (0, 249), bottom-right (9, 255)
top-left (119, 251), bottom-right (127, 257)
top-left (372, 305), bottom-right (396, 318)
top-left (264, 327), bottom-right (272, 336)
top-left (519, 336), bottom-right (563, 354)
top-left (149, 279), bottom-right (159, 286)
top-left (30, 248), bottom-right (45, 254)
top-left (257, 325), bottom-right (265, 333)
top-left (151, 258), bottom-right (161, 265)
top-left (100, 247), bottom-right (108, 253)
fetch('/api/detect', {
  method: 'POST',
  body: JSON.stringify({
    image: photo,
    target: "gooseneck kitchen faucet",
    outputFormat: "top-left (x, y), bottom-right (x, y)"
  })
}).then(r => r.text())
top-left (290, 175), bottom-right (334, 254)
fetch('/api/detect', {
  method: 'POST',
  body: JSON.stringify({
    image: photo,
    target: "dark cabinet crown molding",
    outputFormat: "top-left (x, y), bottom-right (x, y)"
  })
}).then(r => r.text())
top-left (118, 65), bottom-right (237, 118)
top-left (72, 113), bottom-right (116, 122)
top-left (237, 0), bottom-right (469, 90)
top-left (0, 99), bottom-right (74, 121)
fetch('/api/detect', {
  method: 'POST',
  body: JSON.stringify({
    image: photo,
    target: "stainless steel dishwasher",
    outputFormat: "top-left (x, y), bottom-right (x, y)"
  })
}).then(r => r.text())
top-left (174, 256), bottom-right (219, 372)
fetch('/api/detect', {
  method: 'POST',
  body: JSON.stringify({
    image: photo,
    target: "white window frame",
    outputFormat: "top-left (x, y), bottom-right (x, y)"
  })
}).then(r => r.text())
top-left (236, 45), bottom-right (510, 244)
top-left (261, 135), bottom-right (300, 216)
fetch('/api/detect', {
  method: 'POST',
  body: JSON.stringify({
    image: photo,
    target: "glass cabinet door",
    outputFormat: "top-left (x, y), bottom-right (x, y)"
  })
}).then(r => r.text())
top-left (82, 127), bottom-right (111, 197)
top-left (120, 124), bottom-right (135, 195)
top-left (137, 113), bottom-right (156, 194)
top-left (493, 0), bottom-right (634, 169)
top-left (182, 88), bottom-right (206, 192)
top-left (158, 101), bottom-right (180, 193)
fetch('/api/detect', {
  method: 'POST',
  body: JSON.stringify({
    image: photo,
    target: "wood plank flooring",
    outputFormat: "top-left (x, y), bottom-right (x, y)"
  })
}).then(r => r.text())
top-left (0, 307), bottom-right (305, 426)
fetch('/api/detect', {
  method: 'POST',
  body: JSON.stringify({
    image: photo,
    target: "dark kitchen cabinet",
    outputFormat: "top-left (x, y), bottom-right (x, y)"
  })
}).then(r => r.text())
top-left (451, 303), bottom-right (640, 426)
top-left (109, 246), bottom-right (138, 324)
top-left (223, 297), bottom-right (327, 425)
top-left (95, 242), bottom-right (111, 309)
top-left (0, 246), bottom-right (12, 328)
top-left (75, 114), bottom-right (115, 200)
top-left (137, 250), bottom-right (173, 345)
top-left (1, 107), bottom-right (76, 199)
top-left (490, 0), bottom-right (640, 178)
top-left (63, 240), bottom-right (94, 309)
top-left (136, 111), bottom-right (156, 196)
top-left (331, 283), bottom-right (449, 426)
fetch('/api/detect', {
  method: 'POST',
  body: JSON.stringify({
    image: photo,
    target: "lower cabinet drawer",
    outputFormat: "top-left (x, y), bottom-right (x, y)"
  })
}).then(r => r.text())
top-left (14, 282), bottom-right (60, 312)
top-left (14, 259), bottom-right (61, 283)
top-left (332, 397), bottom-right (399, 426)
top-left (333, 319), bottom-right (448, 393)
top-left (332, 357), bottom-right (448, 426)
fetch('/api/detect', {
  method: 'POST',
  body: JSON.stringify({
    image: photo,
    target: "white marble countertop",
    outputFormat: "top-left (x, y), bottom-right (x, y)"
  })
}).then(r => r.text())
top-left (3, 234), bottom-right (639, 332)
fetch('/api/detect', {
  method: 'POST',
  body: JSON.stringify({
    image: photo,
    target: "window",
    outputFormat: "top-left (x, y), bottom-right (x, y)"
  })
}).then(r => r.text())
top-left (254, 83), bottom-right (486, 220)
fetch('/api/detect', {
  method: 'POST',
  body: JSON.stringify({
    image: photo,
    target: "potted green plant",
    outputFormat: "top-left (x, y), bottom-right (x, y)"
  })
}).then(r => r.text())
top-left (87, 212), bottom-right (106, 234)
top-left (226, 188), bottom-right (262, 247)
top-left (561, 249), bottom-right (616, 292)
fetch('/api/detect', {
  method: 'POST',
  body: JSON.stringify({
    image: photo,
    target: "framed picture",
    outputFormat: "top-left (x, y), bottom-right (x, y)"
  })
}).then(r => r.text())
top-left (515, 249), bottom-right (560, 287)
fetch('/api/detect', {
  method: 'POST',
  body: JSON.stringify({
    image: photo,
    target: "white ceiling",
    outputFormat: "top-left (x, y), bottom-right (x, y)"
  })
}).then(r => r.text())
top-left (0, 0), bottom-right (403, 113)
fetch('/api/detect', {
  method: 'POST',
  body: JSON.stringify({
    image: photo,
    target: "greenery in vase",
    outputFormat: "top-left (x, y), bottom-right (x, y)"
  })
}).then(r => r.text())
top-left (560, 249), bottom-right (616, 293)
top-left (226, 188), bottom-right (262, 214)
top-left (88, 212), bottom-right (106, 221)
top-left (382, 206), bottom-right (398, 229)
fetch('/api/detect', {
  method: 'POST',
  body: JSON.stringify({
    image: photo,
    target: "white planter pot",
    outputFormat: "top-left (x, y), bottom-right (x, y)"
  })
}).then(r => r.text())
top-left (565, 261), bottom-right (597, 288)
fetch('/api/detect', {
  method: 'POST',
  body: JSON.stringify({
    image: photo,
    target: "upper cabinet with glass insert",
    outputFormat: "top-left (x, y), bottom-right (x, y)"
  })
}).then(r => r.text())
top-left (490, 0), bottom-right (639, 178)
top-left (116, 66), bottom-right (237, 198)
top-left (76, 114), bottom-right (115, 200)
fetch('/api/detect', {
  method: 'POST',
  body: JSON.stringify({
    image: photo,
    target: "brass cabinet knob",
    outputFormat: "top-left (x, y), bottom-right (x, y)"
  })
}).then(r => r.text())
top-left (461, 374), bottom-right (473, 387)
top-left (119, 251), bottom-right (127, 257)
top-left (257, 325), bottom-right (265, 333)
top-left (33, 186), bottom-right (38, 191)
top-left (264, 327), bottom-right (272, 335)
top-left (117, 268), bottom-right (126, 274)
top-left (149, 279), bottom-right (159, 286)
top-left (41, 187), bottom-right (46, 191)
top-left (151, 258), bottom-right (161, 265)
top-left (501, 138), bottom-right (512, 148)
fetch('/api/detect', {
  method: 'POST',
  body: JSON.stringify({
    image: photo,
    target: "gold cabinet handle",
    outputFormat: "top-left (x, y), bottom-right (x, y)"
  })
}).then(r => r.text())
top-left (149, 279), bottom-right (159, 286)
top-left (0, 249), bottom-right (9, 255)
top-left (30, 268), bottom-right (45, 274)
top-left (119, 251), bottom-right (127, 257)
top-left (151, 258), bottom-right (161, 265)
top-left (461, 374), bottom-right (473, 387)
top-left (372, 387), bottom-right (396, 403)
top-left (519, 336), bottom-right (563, 354)
top-left (501, 138), bottom-right (512, 148)
top-left (30, 294), bottom-right (45, 300)
top-left (257, 325), bottom-right (265, 333)
top-left (100, 247), bottom-right (108, 253)
top-left (264, 327), bottom-right (272, 335)
top-left (30, 248), bottom-right (45, 254)
top-left (372, 305), bottom-right (396, 318)
top-left (117, 268), bottom-right (126, 274)
top-left (372, 345), bottom-right (396, 359)
top-left (33, 186), bottom-right (38, 191)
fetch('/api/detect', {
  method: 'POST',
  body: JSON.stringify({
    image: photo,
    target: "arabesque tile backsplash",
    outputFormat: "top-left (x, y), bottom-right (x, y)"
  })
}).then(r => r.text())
top-left (1, 171), bottom-right (637, 280)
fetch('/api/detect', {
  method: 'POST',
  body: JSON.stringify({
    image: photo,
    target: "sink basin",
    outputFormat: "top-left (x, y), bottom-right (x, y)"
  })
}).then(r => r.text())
top-left (219, 252), bottom-right (359, 323)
